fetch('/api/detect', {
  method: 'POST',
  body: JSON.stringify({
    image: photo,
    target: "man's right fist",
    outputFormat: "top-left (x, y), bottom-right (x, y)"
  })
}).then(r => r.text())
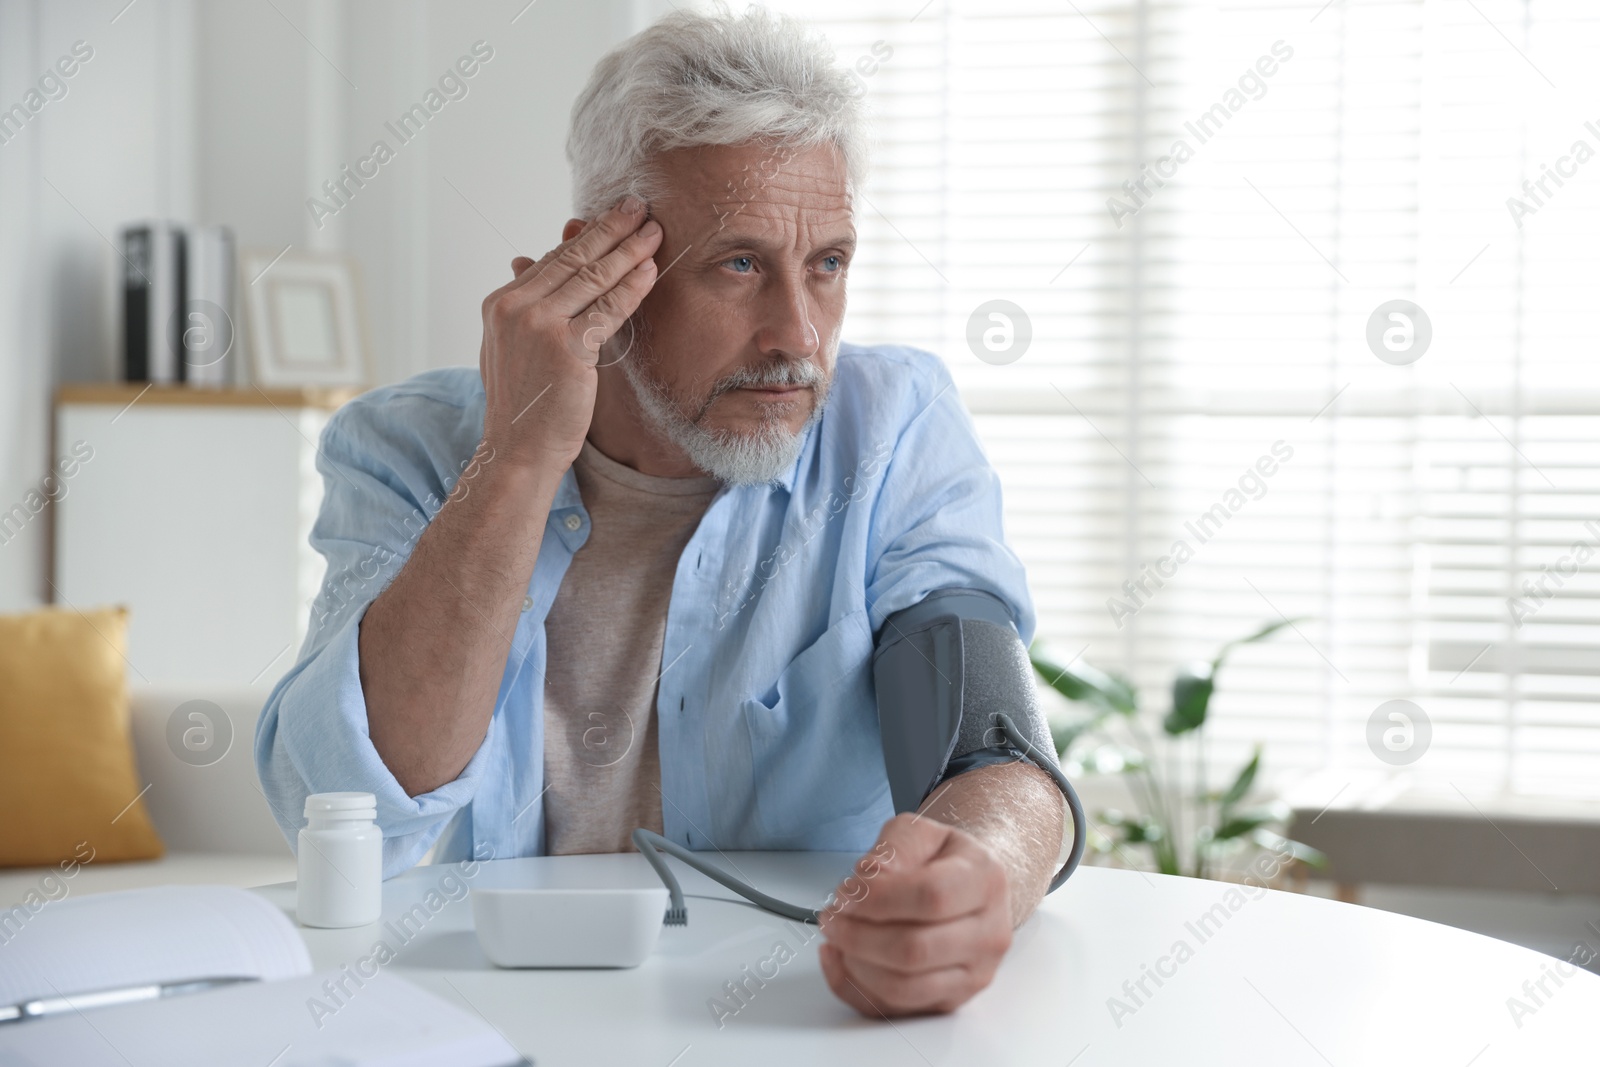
top-left (478, 195), bottom-right (662, 472)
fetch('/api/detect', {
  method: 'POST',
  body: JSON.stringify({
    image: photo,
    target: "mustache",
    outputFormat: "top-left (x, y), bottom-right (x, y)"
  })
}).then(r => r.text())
top-left (703, 359), bottom-right (825, 404)
top-left (691, 360), bottom-right (825, 424)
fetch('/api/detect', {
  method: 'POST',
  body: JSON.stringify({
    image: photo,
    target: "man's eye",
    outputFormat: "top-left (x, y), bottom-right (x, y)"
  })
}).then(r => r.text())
top-left (725, 256), bottom-right (754, 273)
top-left (821, 255), bottom-right (843, 272)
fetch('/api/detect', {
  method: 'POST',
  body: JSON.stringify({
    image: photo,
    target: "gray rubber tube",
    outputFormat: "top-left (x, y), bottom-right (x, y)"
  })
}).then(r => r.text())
top-left (631, 712), bottom-right (1087, 924)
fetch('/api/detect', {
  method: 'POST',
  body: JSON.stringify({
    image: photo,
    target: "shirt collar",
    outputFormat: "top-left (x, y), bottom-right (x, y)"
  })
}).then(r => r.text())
top-left (552, 463), bottom-right (583, 510)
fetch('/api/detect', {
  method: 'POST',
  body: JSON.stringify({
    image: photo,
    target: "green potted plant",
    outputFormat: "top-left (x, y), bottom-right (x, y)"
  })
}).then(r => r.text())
top-left (1030, 620), bottom-right (1325, 881)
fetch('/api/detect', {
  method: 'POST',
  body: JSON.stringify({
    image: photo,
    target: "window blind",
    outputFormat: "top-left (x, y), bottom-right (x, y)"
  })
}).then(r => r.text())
top-left (760, 0), bottom-right (1600, 799)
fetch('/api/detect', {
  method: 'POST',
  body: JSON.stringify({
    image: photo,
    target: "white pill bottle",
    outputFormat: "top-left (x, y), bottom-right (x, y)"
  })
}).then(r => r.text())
top-left (297, 791), bottom-right (383, 928)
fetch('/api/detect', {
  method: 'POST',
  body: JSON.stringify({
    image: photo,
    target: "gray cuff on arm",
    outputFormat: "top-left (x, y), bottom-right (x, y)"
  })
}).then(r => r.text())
top-left (872, 587), bottom-right (1056, 813)
top-left (871, 586), bottom-right (1088, 893)
top-left (938, 745), bottom-right (1027, 785)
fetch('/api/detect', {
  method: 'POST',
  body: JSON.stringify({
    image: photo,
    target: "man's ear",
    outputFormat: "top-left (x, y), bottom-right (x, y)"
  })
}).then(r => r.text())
top-left (562, 217), bottom-right (587, 242)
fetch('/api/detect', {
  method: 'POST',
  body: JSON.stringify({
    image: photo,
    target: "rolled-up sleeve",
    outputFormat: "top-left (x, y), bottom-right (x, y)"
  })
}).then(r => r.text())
top-left (254, 389), bottom-right (493, 879)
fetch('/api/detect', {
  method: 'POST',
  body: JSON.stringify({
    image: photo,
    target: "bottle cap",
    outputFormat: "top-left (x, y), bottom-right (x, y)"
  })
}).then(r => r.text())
top-left (304, 791), bottom-right (377, 820)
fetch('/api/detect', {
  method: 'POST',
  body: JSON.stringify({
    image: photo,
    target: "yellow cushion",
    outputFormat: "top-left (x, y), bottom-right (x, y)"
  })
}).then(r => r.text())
top-left (0, 604), bottom-right (163, 866)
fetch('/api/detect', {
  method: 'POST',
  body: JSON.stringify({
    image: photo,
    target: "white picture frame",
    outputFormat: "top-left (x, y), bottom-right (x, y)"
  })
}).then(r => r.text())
top-left (240, 250), bottom-right (370, 388)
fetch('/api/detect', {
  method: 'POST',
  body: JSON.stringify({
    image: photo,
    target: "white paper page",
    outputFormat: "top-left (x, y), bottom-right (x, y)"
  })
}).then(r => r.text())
top-left (0, 885), bottom-right (310, 1007)
top-left (0, 970), bottom-right (524, 1067)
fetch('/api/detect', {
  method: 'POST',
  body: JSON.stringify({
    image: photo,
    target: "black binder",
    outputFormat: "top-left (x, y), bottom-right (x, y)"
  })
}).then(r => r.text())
top-left (121, 222), bottom-right (185, 383)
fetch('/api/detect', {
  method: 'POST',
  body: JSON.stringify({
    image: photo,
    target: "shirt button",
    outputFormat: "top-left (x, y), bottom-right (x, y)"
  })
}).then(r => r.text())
top-left (564, 514), bottom-right (581, 532)
top-left (521, 595), bottom-right (533, 612)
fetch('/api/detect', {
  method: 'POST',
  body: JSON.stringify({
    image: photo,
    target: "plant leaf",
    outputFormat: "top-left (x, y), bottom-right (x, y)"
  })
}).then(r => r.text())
top-left (1214, 617), bottom-right (1305, 668)
top-left (1217, 746), bottom-right (1262, 811)
top-left (1212, 800), bottom-right (1290, 840)
top-left (1162, 662), bottom-right (1214, 735)
top-left (1030, 646), bottom-right (1137, 715)
top-left (1101, 808), bottom-right (1163, 844)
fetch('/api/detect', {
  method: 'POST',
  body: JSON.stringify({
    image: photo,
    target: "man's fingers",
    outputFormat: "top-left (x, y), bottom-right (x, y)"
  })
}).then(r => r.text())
top-left (833, 849), bottom-right (996, 924)
top-left (479, 199), bottom-right (651, 343)
top-left (821, 814), bottom-right (962, 924)
top-left (480, 198), bottom-right (644, 315)
top-left (835, 953), bottom-right (986, 1016)
top-left (550, 218), bottom-right (662, 318)
top-left (818, 942), bottom-right (885, 1019)
top-left (819, 816), bottom-right (1014, 1018)
top-left (824, 812), bottom-right (950, 916)
top-left (870, 812), bottom-right (953, 872)
top-left (514, 196), bottom-right (651, 303)
top-left (820, 910), bottom-right (1009, 976)
top-left (572, 256), bottom-right (657, 357)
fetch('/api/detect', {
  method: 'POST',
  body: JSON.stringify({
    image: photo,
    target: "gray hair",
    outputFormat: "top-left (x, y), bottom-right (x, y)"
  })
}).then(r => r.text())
top-left (566, 4), bottom-right (871, 219)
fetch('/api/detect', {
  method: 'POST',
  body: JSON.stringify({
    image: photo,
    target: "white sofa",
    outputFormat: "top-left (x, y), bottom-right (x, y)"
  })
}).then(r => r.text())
top-left (0, 687), bottom-right (298, 908)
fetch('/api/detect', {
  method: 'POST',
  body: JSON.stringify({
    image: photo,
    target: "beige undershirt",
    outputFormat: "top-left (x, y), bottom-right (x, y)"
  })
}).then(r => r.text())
top-left (541, 440), bottom-right (719, 855)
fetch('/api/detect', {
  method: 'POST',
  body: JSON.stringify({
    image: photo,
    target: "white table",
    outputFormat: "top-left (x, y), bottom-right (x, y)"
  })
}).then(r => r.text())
top-left (255, 853), bottom-right (1600, 1065)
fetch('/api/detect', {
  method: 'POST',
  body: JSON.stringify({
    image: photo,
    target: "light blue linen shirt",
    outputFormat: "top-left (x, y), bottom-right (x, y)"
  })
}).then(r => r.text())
top-left (254, 342), bottom-right (1035, 879)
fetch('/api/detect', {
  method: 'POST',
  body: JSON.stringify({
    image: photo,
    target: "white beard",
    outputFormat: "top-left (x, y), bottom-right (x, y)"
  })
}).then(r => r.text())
top-left (618, 326), bottom-right (831, 486)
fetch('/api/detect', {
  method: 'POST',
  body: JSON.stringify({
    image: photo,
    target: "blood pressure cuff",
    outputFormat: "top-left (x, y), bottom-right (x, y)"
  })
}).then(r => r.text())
top-left (871, 588), bottom-right (1059, 814)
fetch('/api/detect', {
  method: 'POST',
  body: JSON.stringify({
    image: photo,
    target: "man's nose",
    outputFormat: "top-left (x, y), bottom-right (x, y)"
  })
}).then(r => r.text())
top-left (756, 272), bottom-right (821, 361)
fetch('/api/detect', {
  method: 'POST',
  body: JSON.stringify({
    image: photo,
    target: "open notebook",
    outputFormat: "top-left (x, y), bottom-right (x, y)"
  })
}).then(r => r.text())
top-left (0, 885), bottom-right (525, 1067)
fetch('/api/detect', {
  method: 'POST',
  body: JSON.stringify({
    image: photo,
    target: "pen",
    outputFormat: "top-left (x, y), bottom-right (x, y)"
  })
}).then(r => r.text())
top-left (0, 976), bottom-right (257, 1023)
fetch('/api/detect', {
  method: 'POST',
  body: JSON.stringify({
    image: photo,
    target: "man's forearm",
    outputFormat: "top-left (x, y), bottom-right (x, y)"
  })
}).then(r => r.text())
top-left (359, 446), bottom-right (563, 797)
top-left (915, 760), bottom-right (1065, 927)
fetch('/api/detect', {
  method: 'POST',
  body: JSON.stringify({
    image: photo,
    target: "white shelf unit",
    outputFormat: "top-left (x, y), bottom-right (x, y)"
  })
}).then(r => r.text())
top-left (53, 385), bottom-right (356, 689)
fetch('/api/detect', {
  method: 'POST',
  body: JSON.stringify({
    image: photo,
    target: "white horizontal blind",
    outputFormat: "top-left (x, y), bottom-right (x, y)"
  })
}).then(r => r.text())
top-left (762, 0), bottom-right (1600, 798)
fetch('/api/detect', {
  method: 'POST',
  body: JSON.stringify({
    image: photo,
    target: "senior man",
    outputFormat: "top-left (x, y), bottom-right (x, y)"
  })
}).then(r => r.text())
top-left (256, 7), bottom-right (1065, 1017)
